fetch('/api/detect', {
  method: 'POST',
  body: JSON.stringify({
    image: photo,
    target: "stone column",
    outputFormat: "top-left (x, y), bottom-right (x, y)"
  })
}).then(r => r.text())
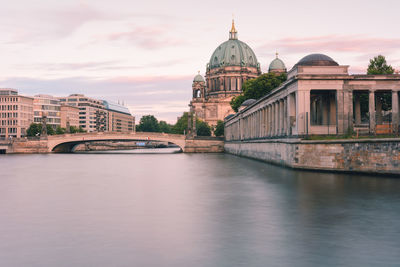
top-left (271, 104), bottom-right (275, 136)
top-left (336, 90), bottom-right (345, 134)
top-left (369, 90), bottom-right (376, 134)
top-left (286, 95), bottom-right (292, 136)
top-left (267, 106), bottom-right (270, 136)
top-left (354, 93), bottom-right (361, 125)
top-left (271, 103), bottom-right (276, 136)
top-left (344, 90), bottom-right (353, 133)
top-left (392, 90), bottom-right (399, 134)
top-left (257, 111), bottom-right (260, 138)
top-left (192, 112), bottom-right (197, 137)
top-left (263, 107), bottom-right (267, 137)
top-left (275, 101), bottom-right (279, 135)
top-left (281, 100), bottom-right (285, 135)
top-left (376, 94), bottom-right (383, 125)
top-left (250, 114), bottom-right (253, 139)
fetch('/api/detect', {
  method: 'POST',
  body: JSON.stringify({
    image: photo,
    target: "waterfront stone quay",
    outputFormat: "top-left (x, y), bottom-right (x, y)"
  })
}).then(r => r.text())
top-left (225, 138), bottom-right (400, 175)
top-left (0, 132), bottom-right (224, 154)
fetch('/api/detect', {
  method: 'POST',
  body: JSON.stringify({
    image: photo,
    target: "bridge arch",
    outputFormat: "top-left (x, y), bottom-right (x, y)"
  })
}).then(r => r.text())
top-left (47, 132), bottom-right (187, 153)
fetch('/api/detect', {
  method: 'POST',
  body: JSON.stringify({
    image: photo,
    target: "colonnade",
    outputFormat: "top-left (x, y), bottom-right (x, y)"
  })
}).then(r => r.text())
top-left (225, 93), bottom-right (297, 141)
top-left (362, 89), bottom-right (400, 133)
top-left (225, 85), bottom-right (400, 142)
top-left (208, 77), bottom-right (246, 92)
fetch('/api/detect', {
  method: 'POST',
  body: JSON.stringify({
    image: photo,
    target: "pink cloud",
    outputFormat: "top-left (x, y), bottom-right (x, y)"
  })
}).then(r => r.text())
top-left (0, 3), bottom-right (116, 44)
top-left (101, 26), bottom-right (186, 49)
top-left (257, 35), bottom-right (400, 55)
top-left (109, 75), bottom-right (192, 83)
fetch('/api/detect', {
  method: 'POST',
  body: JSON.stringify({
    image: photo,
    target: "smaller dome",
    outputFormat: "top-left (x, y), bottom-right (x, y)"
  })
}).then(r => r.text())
top-left (241, 99), bottom-right (256, 107)
top-left (193, 73), bottom-right (204, 82)
top-left (269, 58), bottom-right (286, 71)
top-left (224, 114), bottom-right (235, 120)
top-left (296, 53), bottom-right (338, 67)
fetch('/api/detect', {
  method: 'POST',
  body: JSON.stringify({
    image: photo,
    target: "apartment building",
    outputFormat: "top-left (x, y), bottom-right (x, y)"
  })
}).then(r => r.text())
top-left (33, 94), bottom-right (61, 130)
top-left (0, 89), bottom-right (34, 138)
top-left (103, 100), bottom-right (135, 132)
top-left (58, 94), bottom-right (107, 132)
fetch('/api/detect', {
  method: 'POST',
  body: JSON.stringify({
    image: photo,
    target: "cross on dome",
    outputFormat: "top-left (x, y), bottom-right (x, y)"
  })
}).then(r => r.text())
top-left (229, 19), bottom-right (238, 40)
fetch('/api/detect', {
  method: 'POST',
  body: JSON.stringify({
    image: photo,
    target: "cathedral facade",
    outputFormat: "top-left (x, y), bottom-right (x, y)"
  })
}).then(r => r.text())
top-left (189, 21), bottom-right (286, 127)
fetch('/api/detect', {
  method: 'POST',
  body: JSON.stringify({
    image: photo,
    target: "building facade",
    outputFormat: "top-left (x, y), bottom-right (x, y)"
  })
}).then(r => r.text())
top-left (0, 89), bottom-right (34, 139)
top-left (60, 104), bottom-right (80, 129)
top-left (33, 94), bottom-right (61, 130)
top-left (103, 100), bottom-right (135, 132)
top-left (189, 21), bottom-right (262, 127)
top-left (58, 94), bottom-right (107, 132)
top-left (225, 54), bottom-right (400, 140)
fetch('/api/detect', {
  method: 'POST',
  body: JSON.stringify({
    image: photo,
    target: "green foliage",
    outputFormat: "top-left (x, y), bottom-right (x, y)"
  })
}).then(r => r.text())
top-left (137, 115), bottom-right (160, 132)
top-left (27, 123), bottom-right (41, 137)
top-left (214, 120), bottom-right (224, 137)
top-left (159, 120), bottom-right (172, 133)
top-left (26, 123), bottom-right (55, 136)
top-left (197, 120), bottom-right (211, 136)
top-left (230, 94), bottom-right (246, 113)
top-left (171, 112), bottom-right (189, 134)
top-left (230, 73), bottom-right (287, 112)
top-left (46, 125), bottom-right (55, 135)
top-left (56, 126), bottom-right (65, 135)
top-left (367, 55), bottom-right (394, 75)
top-left (170, 112), bottom-right (212, 136)
top-left (69, 126), bottom-right (85, 133)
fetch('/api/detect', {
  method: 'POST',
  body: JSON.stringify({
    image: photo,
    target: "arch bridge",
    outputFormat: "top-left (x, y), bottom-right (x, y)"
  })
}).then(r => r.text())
top-left (48, 132), bottom-right (187, 153)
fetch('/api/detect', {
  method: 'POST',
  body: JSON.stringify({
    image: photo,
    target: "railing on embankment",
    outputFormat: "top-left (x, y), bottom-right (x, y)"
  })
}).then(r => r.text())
top-left (224, 138), bottom-right (400, 175)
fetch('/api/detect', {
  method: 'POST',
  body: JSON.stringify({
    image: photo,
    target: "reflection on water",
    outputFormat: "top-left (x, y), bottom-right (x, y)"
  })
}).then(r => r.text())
top-left (0, 153), bottom-right (399, 267)
top-left (75, 147), bottom-right (182, 154)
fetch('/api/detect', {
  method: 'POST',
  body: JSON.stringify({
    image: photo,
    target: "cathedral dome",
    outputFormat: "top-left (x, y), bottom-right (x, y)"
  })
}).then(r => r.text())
top-left (296, 53), bottom-right (338, 67)
top-left (193, 73), bottom-right (204, 82)
top-left (208, 21), bottom-right (259, 70)
top-left (269, 53), bottom-right (286, 72)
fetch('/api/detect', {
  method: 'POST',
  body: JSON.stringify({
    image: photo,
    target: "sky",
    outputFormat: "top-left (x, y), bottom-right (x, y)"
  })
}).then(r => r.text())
top-left (1, 0), bottom-right (400, 123)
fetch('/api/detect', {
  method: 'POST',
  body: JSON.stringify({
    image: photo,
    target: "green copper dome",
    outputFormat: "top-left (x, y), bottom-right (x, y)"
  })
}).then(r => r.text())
top-left (208, 21), bottom-right (259, 70)
top-left (193, 73), bottom-right (204, 82)
top-left (269, 57), bottom-right (286, 71)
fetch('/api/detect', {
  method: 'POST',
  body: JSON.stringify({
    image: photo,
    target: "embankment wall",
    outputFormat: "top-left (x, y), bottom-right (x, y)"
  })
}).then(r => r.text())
top-left (225, 138), bottom-right (400, 175)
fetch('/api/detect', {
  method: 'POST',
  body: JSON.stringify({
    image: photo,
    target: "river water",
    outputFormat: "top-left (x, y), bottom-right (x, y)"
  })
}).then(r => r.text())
top-left (0, 151), bottom-right (399, 267)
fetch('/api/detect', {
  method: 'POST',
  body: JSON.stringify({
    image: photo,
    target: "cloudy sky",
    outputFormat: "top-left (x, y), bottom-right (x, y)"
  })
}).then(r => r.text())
top-left (1, 0), bottom-right (400, 122)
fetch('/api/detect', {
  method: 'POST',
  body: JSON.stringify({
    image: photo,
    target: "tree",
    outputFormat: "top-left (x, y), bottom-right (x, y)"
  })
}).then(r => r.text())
top-left (367, 55), bottom-right (394, 75)
top-left (56, 126), bottom-right (65, 135)
top-left (197, 120), bottom-right (211, 136)
top-left (27, 123), bottom-right (41, 137)
top-left (230, 73), bottom-right (287, 112)
top-left (214, 120), bottom-right (224, 137)
top-left (159, 120), bottom-right (172, 133)
top-left (171, 112), bottom-right (189, 134)
top-left (67, 126), bottom-right (85, 133)
top-left (26, 123), bottom-right (55, 136)
top-left (137, 115), bottom-right (160, 132)
top-left (171, 112), bottom-right (211, 136)
top-left (46, 125), bottom-right (55, 135)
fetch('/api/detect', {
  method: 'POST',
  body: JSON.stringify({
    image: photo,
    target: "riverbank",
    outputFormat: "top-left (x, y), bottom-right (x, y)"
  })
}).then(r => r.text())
top-left (225, 138), bottom-right (400, 175)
